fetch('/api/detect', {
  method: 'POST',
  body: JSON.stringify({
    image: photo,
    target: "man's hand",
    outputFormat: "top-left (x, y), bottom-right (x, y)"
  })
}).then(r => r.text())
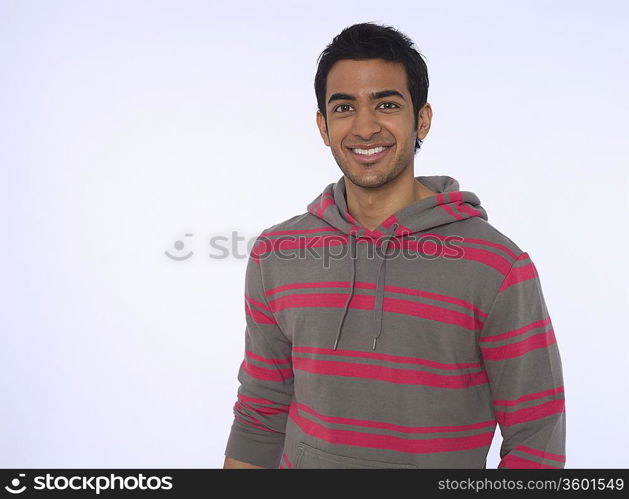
top-left (223, 457), bottom-right (265, 469)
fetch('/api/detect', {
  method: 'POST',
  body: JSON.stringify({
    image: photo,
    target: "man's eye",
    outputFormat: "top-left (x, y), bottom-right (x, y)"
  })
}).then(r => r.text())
top-left (333, 102), bottom-right (399, 113)
top-left (380, 102), bottom-right (399, 110)
top-left (334, 104), bottom-right (353, 113)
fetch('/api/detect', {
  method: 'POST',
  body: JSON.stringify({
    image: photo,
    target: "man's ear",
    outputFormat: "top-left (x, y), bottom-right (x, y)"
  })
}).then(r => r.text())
top-left (316, 110), bottom-right (331, 146)
top-left (416, 102), bottom-right (433, 141)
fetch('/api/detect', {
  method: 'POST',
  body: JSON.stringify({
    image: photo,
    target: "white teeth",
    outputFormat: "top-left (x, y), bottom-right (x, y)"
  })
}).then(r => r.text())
top-left (351, 146), bottom-right (388, 155)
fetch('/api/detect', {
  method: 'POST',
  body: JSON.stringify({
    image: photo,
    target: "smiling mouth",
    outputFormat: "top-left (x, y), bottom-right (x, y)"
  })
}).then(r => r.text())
top-left (347, 145), bottom-right (393, 164)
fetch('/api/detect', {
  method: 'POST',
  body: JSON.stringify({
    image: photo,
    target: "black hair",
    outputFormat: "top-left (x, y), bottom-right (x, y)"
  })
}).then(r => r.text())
top-left (314, 22), bottom-right (429, 152)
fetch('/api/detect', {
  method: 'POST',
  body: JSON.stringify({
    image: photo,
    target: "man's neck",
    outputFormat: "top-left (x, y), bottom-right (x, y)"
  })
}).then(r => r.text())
top-left (345, 170), bottom-right (436, 232)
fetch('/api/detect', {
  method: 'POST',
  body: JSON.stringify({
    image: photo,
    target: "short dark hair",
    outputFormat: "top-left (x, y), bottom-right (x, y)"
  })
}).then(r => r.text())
top-left (314, 22), bottom-right (429, 152)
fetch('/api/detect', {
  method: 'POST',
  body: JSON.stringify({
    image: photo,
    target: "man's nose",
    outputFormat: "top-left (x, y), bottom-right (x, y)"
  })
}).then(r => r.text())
top-left (352, 108), bottom-right (382, 139)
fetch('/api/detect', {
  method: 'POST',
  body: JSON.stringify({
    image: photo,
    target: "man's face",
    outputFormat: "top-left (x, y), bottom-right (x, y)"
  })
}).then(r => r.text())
top-left (316, 58), bottom-right (431, 189)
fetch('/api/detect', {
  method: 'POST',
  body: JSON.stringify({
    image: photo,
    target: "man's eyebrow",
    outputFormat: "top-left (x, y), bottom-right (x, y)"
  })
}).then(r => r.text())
top-left (327, 89), bottom-right (405, 105)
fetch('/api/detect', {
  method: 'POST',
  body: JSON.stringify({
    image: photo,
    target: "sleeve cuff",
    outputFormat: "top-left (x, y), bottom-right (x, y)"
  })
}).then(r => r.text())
top-left (224, 420), bottom-right (286, 468)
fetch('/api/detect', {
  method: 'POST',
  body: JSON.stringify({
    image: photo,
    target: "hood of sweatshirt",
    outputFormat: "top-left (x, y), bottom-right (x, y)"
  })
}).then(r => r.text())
top-left (306, 174), bottom-right (488, 351)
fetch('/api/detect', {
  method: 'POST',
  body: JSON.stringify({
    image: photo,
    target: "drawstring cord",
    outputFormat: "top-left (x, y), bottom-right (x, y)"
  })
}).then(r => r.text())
top-left (372, 223), bottom-right (399, 350)
top-left (331, 223), bottom-right (399, 351)
top-left (332, 232), bottom-right (357, 350)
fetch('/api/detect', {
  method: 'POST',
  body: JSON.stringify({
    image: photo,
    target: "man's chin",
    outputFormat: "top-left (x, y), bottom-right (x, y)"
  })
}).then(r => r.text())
top-left (344, 170), bottom-right (390, 189)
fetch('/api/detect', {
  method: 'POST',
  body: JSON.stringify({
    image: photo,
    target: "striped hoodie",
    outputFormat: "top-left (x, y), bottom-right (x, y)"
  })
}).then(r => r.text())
top-left (224, 174), bottom-right (566, 469)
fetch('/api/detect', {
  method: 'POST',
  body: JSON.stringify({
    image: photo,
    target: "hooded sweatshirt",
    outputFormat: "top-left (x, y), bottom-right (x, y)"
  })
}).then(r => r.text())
top-left (224, 174), bottom-right (566, 469)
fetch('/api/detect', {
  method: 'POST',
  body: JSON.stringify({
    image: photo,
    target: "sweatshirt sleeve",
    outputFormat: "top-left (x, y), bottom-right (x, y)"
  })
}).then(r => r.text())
top-left (478, 251), bottom-right (566, 468)
top-left (224, 236), bottom-right (294, 468)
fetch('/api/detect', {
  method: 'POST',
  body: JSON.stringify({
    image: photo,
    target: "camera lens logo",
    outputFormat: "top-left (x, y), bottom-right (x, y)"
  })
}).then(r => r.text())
top-left (5, 474), bottom-right (27, 494)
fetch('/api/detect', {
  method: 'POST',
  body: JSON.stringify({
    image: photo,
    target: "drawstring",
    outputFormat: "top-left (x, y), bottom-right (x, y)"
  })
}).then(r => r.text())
top-left (331, 223), bottom-right (399, 351)
top-left (372, 222), bottom-right (399, 350)
top-left (332, 232), bottom-right (357, 350)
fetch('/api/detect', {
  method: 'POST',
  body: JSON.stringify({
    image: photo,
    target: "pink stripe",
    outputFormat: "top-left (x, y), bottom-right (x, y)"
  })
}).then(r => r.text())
top-left (451, 246), bottom-right (513, 276)
top-left (316, 196), bottom-right (335, 217)
top-left (481, 330), bottom-right (557, 361)
top-left (443, 192), bottom-right (483, 222)
top-left (244, 293), bottom-right (271, 311)
top-left (495, 399), bottom-right (565, 427)
top-left (296, 402), bottom-right (496, 434)
top-left (455, 201), bottom-right (483, 218)
top-left (384, 297), bottom-right (481, 331)
top-left (237, 395), bottom-right (289, 416)
top-left (380, 214), bottom-right (398, 229)
top-left (309, 192), bottom-right (333, 217)
top-left (269, 293), bottom-right (374, 312)
top-left (500, 255), bottom-right (537, 291)
top-left (242, 360), bottom-right (294, 382)
top-left (266, 280), bottom-right (376, 296)
top-left (289, 403), bottom-right (494, 454)
top-left (237, 393), bottom-right (289, 408)
top-left (250, 406), bottom-right (288, 416)
top-left (245, 350), bottom-right (291, 366)
top-left (235, 401), bottom-right (268, 428)
top-left (399, 239), bottom-right (513, 275)
top-left (494, 386), bottom-right (565, 407)
top-left (266, 282), bottom-right (486, 326)
top-left (292, 346), bottom-right (482, 370)
top-left (253, 230), bottom-right (515, 275)
top-left (385, 285), bottom-right (488, 319)
top-left (449, 192), bottom-right (463, 203)
top-left (515, 444), bottom-right (566, 463)
top-left (344, 212), bottom-right (363, 236)
top-left (245, 301), bottom-right (276, 325)
top-left (268, 280), bottom-right (485, 316)
top-left (457, 237), bottom-right (518, 260)
top-left (409, 232), bottom-right (518, 260)
top-left (252, 234), bottom-right (349, 259)
top-left (281, 452), bottom-right (293, 469)
top-left (439, 203), bottom-right (465, 221)
top-left (442, 191), bottom-right (480, 219)
top-left (500, 454), bottom-right (560, 469)
top-left (480, 317), bottom-right (552, 343)
top-left (396, 224), bottom-right (413, 236)
top-left (308, 203), bottom-right (320, 216)
top-left (292, 357), bottom-right (488, 388)
top-left (261, 227), bottom-right (341, 237)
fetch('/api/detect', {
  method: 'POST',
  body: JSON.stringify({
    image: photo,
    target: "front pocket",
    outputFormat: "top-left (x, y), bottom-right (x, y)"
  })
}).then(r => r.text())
top-left (294, 442), bottom-right (417, 469)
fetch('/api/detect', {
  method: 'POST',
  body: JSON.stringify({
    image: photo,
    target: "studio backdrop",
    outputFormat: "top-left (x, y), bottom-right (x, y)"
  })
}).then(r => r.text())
top-left (1, 0), bottom-right (627, 468)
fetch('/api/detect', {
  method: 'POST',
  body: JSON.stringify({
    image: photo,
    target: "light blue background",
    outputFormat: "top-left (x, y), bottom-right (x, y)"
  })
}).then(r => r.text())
top-left (1, 0), bottom-right (627, 468)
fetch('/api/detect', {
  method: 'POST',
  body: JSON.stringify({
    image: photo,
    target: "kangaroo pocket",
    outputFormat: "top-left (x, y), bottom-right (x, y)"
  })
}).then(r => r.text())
top-left (294, 442), bottom-right (417, 469)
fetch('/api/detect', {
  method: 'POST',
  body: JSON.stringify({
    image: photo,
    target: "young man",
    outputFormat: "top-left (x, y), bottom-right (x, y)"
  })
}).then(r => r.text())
top-left (223, 22), bottom-right (566, 469)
